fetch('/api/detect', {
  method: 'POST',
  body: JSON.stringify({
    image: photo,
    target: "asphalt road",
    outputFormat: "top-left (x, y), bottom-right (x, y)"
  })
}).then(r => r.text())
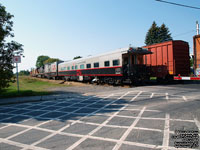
top-left (0, 83), bottom-right (200, 150)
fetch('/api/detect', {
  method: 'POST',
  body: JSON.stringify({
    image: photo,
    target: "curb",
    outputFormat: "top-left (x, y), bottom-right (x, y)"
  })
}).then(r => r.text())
top-left (0, 94), bottom-right (77, 106)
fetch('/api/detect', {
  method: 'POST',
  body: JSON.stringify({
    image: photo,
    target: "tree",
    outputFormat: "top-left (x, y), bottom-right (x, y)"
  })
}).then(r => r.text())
top-left (19, 70), bottom-right (30, 76)
top-left (145, 21), bottom-right (173, 45)
top-left (0, 4), bottom-right (24, 90)
top-left (36, 55), bottom-right (49, 68)
top-left (145, 21), bottom-right (160, 45)
top-left (43, 58), bottom-right (60, 64)
top-left (159, 23), bottom-right (172, 43)
top-left (73, 56), bottom-right (82, 60)
top-left (190, 55), bottom-right (193, 68)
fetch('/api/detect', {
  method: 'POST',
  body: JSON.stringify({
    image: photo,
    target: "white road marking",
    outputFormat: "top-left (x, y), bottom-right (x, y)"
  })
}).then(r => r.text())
top-left (169, 118), bottom-right (195, 123)
top-left (0, 90), bottom-right (199, 150)
top-left (6, 120), bottom-right (52, 140)
top-left (165, 93), bottom-right (169, 101)
top-left (132, 126), bottom-right (162, 132)
top-left (0, 136), bottom-right (49, 150)
top-left (66, 91), bottom-right (134, 150)
top-left (150, 93), bottom-right (154, 98)
top-left (0, 124), bottom-right (11, 130)
top-left (162, 113), bottom-right (170, 150)
top-left (131, 91), bottom-right (142, 101)
top-left (182, 96), bottom-right (187, 101)
top-left (112, 106), bottom-right (146, 150)
top-left (21, 94), bottom-right (115, 150)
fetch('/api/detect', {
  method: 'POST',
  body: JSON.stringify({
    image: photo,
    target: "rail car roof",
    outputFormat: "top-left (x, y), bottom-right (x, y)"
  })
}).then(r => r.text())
top-left (61, 47), bottom-right (151, 65)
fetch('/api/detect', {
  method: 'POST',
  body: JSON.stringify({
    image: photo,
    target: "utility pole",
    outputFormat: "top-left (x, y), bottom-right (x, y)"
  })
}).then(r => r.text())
top-left (196, 21), bottom-right (199, 35)
top-left (16, 62), bottom-right (19, 92)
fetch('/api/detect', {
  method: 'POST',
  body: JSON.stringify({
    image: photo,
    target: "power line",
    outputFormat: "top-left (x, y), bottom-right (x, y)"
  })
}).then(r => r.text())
top-left (173, 30), bottom-right (196, 38)
top-left (155, 0), bottom-right (200, 10)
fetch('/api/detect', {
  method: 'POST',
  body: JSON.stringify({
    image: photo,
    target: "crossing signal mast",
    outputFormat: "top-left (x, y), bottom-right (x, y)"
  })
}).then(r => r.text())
top-left (174, 22), bottom-right (200, 81)
top-left (193, 21), bottom-right (200, 76)
top-left (13, 55), bottom-right (21, 93)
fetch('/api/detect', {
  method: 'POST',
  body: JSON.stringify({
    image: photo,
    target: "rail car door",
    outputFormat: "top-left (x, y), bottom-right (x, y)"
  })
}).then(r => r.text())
top-left (122, 52), bottom-right (135, 77)
top-left (122, 49), bottom-right (151, 83)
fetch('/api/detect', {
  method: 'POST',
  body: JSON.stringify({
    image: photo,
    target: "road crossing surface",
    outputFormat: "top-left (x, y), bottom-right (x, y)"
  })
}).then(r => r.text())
top-left (0, 84), bottom-right (200, 150)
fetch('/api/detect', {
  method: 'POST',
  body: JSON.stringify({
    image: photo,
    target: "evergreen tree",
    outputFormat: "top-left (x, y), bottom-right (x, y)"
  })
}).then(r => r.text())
top-left (145, 21), bottom-right (160, 45)
top-left (159, 23), bottom-right (172, 43)
top-left (145, 21), bottom-right (173, 45)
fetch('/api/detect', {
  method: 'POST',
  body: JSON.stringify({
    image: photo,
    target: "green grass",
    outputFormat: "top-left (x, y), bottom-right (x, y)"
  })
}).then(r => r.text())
top-left (0, 76), bottom-right (69, 98)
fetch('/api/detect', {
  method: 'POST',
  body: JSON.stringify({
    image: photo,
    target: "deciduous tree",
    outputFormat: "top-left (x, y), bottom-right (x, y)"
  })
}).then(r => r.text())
top-left (0, 3), bottom-right (24, 90)
top-left (43, 58), bottom-right (60, 64)
top-left (35, 55), bottom-right (49, 68)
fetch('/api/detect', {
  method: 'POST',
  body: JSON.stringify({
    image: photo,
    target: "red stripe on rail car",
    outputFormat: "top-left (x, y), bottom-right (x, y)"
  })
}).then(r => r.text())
top-left (59, 74), bottom-right (123, 77)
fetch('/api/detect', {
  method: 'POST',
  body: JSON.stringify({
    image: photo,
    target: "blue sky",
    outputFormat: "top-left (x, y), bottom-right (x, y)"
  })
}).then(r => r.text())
top-left (1, 0), bottom-right (199, 71)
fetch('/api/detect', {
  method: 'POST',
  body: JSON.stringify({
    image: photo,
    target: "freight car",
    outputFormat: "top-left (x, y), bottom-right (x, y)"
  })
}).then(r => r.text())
top-left (143, 40), bottom-right (190, 81)
top-left (193, 35), bottom-right (200, 76)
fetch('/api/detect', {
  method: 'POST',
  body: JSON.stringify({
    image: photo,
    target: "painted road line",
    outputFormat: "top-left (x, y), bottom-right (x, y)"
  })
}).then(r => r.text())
top-left (150, 93), bottom-right (154, 98)
top-left (6, 120), bottom-right (52, 140)
top-left (162, 113), bottom-right (170, 150)
top-left (65, 91), bottom-right (134, 150)
top-left (112, 106), bottom-right (146, 150)
top-left (165, 93), bottom-right (169, 101)
top-left (0, 138), bottom-right (49, 150)
top-left (23, 94), bottom-right (115, 149)
top-left (131, 91), bottom-right (142, 101)
top-left (182, 96), bottom-right (187, 102)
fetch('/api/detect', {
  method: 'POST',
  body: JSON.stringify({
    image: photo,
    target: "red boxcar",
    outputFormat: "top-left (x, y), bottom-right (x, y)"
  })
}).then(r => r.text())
top-left (193, 35), bottom-right (200, 75)
top-left (143, 40), bottom-right (190, 79)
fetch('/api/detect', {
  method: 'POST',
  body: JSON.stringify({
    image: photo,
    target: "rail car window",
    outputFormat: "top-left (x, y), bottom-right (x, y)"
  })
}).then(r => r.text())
top-left (61, 67), bottom-right (66, 71)
top-left (86, 64), bottom-right (91, 68)
top-left (72, 66), bottom-right (74, 70)
top-left (67, 66), bottom-right (70, 70)
top-left (113, 59), bottom-right (120, 66)
top-left (104, 61), bottom-right (110, 67)
top-left (94, 62), bottom-right (99, 68)
top-left (75, 65), bottom-right (78, 70)
top-left (80, 64), bottom-right (84, 69)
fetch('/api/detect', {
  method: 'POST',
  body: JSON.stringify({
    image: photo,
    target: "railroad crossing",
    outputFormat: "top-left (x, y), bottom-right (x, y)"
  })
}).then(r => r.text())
top-left (0, 84), bottom-right (200, 150)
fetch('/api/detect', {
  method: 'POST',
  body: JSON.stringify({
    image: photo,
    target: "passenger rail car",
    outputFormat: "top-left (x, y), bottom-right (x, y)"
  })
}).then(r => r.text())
top-left (58, 47), bottom-right (152, 84)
